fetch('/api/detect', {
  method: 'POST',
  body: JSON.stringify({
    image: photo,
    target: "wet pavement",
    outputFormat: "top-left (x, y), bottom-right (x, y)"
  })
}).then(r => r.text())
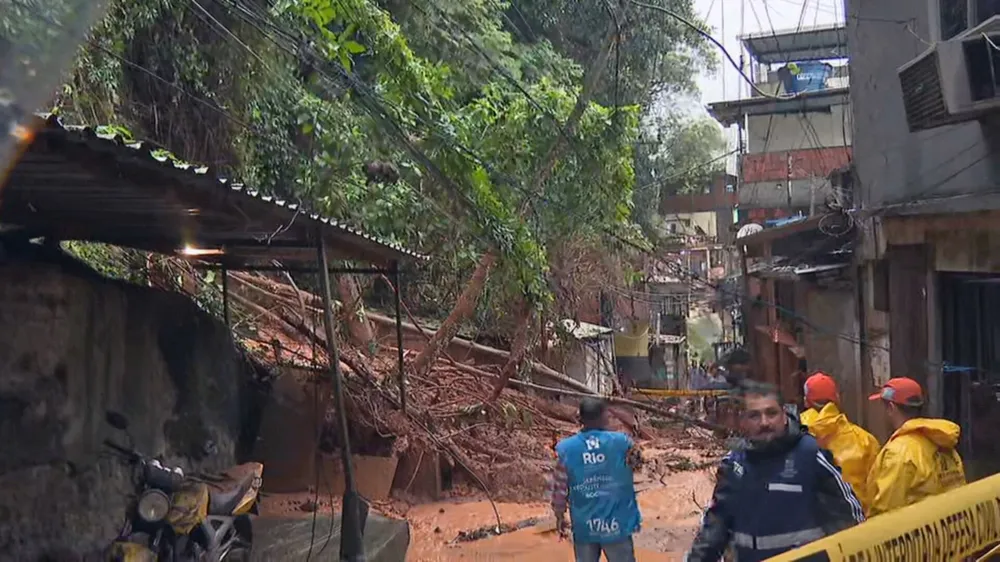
top-left (250, 428), bottom-right (720, 561)
top-left (404, 469), bottom-right (715, 561)
top-left (252, 513), bottom-right (409, 561)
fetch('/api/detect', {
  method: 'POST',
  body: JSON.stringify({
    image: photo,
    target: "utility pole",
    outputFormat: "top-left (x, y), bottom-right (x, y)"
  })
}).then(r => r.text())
top-left (809, 178), bottom-right (816, 217)
top-left (786, 152), bottom-right (793, 209)
top-left (316, 234), bottom-right (367, 562)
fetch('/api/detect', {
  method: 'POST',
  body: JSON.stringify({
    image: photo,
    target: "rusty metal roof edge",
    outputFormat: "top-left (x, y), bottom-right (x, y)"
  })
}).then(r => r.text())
top-left (736, 215), bottom-right (826, 247)
top-left (32, 114), bottom-right (429, 262)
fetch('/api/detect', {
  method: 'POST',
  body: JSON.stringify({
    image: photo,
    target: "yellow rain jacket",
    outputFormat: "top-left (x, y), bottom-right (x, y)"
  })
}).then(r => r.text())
top-left (867, 417), bottom-right (966, 517)
top-left (800, 407), bottom-right (818, 428)
top-left (800, 402), bottom-right (880, 512)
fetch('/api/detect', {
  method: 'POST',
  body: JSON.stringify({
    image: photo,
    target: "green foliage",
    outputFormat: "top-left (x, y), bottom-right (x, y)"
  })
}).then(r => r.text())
top-left (505, 0), bottom-right (715, 107)
top-left (56, 0), bottom-right (710, 337)
top-left (633, 113), bottom-right (728, 234)
top-left (283, 0), bottom-right (642, 307)
top-left (62, 241), bottom-right (146, 284)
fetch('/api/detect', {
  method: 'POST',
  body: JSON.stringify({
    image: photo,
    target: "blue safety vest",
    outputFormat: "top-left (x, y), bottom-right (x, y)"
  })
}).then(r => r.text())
top-left (556, 429), bottom-right (640, 544)
top-left (729, 435), bottom-right (824, 562)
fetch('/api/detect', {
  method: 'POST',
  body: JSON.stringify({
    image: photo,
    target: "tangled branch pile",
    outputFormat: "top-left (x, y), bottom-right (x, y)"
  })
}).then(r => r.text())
top-left (155, 261), bottom-right (722, 501)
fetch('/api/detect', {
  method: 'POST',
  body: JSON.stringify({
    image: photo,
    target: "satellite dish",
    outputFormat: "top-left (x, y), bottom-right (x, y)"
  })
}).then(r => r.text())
top-left (736, 223), bottom-right (764, 239)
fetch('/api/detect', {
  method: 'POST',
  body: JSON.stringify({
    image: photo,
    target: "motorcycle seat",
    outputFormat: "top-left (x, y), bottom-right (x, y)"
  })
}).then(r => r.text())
top-left (208, 470), bottom-right (257, 516)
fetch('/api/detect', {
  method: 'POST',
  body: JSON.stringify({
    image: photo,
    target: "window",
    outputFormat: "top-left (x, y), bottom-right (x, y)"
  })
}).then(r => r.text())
top-left (941, 0), bottom-right (969, 39)
top-left (938, 0), bottom-right (1000, 40)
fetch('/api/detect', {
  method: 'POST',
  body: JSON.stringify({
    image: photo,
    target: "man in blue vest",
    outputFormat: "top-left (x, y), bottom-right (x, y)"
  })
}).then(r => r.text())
top-left (685, 381), bottom-right (865, 562)
top-left (551, 398), bottom-right (642, 562)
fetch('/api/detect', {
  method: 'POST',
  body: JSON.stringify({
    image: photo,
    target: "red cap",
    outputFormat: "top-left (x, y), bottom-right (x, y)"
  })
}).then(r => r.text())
top-left (803, 372), bottom-right (838, 406)
top-left (868, 377), bottom-right (924, 406)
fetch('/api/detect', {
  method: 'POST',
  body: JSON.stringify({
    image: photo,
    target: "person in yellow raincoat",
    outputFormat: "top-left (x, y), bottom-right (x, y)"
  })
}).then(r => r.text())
top-left (866, 377), bottom-right (966, 517)
top-left (800, 372), bottom-right (880, 512)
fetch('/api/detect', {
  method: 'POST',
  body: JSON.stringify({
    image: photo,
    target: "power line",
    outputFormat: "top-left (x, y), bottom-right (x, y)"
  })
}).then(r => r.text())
top-left (410, 0), bottom-right (583, 151)
top-left (635, 148), bottom-right (738, 195)
top-left (78, 0), bottom-right (902, 360)
top-left (629, 0), bottom-right (803, 100)
top-left (78, 0), bottom-right (1000, 387)
top-left (227, 1), bottom-right (1000, 387)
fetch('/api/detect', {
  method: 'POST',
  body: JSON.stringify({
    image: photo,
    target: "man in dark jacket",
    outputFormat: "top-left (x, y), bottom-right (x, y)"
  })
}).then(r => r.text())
top-left (685, 381), bottom-right (865, 562)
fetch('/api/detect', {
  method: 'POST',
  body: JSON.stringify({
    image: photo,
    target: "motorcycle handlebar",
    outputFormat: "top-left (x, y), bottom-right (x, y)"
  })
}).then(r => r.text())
top-left (103, 440), bottom-right (188, 490)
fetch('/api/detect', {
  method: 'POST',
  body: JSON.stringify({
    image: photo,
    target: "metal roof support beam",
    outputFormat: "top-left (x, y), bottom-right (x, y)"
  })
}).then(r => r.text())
top-left (193, 264), bottom-right (401, 275)
top-left (392, 261), bottom-right (407, 415)
top-left (316, 232), bottom-right (367, 561)
top-left (707, 88), bottom-right (850, 127)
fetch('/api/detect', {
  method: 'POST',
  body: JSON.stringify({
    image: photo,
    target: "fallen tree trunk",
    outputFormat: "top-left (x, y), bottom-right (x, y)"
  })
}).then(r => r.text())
top-left (367, 311), bottom-right (595, 394)
top-left (410, 252), bottom-right (497, 377)
top-left (486, 306), bottom-right (534, 403)
top-left (447, 361), bottom-right (727, 434)
top-left (231, 272), bottom-right (328, 309)
top-left (337, 274), bottom-right (376, 349)
top-left (379, 274), bottom-right (460, 366)
top-left (229, 273), bottom-right (322, 314)
top-left (235, 273), bottom-right (720, 433)
top-left (228, 291), bottom-right (301, 341)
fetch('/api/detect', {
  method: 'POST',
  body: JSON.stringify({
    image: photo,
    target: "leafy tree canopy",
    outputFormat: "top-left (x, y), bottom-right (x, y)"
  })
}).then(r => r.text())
top-left (54, 0), bottom-right (714, 335)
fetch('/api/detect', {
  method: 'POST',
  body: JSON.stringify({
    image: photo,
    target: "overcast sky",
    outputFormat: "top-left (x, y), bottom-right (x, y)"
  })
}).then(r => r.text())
top-left (683, 0), bottom-right (844, 158)
top-left (693, 0), bottom-right (844, 107)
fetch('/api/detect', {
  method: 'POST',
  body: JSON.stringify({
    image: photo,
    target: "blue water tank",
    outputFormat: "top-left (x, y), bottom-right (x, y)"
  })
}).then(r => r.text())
top-left (781, 62), bottom-right (833, 94)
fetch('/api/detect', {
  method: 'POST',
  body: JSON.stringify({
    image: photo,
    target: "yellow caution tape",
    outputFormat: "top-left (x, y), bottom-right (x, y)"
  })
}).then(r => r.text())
top-left (633, 388), bottom-right (728, 397)
top-left (766, 473), bottom-right (1000, 561)
top-left (978, 542), bottom-right (1000, 562)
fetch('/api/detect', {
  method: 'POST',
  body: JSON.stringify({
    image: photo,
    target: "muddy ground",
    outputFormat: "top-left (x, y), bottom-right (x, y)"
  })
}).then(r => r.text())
top-left (231, 268), bottom-right (725, 561)
top-left (402, 469), bottom-right (714, 561)
top-left (259, 428), bottom-right (720, 561)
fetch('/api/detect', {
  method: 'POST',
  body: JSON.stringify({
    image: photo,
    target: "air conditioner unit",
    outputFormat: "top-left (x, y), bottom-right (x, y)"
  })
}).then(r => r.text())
top-left (898, 15), bottom-right (1000, 132)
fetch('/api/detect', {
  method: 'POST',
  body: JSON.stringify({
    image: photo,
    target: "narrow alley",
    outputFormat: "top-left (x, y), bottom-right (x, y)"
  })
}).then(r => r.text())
top-left (9, 0), bottom-right (1000, 560)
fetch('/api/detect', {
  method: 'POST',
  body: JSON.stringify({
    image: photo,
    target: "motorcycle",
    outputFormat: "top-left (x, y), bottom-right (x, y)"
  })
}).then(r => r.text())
top-left (102, 411), bottom-right (263, 562)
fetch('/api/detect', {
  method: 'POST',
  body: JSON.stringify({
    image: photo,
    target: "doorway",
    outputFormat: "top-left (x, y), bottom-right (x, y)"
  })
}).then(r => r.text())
top-left (939, 273), bottom-right (1000, 479)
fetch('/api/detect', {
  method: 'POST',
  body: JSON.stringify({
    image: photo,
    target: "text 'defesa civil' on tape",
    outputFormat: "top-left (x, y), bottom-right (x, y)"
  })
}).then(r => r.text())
top-left (766, 472), bottom-right (1000, 561)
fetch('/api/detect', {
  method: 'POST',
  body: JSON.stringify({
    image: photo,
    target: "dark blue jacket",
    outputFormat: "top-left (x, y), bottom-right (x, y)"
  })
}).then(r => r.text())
top-left (686, 415), bottom-right (865, 562)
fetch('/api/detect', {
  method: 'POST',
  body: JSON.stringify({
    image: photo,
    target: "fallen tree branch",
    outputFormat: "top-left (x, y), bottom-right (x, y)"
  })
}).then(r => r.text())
top-left (339, 367), bottom-right (502, 530)
top-left (486, 306), bottom-right (534, 404)
top-left (367, 311), bottom-right (595, 394)
top-left (447, 361), bottom-right (727, 434)
top-left (231, 272), bottom-right (329, 309)
top-left (229, 273), bottom-right (322, 314)
top-left (227, 290), bottom-right (302, 341)
top-left (379, 273), bottom-right (460, 366)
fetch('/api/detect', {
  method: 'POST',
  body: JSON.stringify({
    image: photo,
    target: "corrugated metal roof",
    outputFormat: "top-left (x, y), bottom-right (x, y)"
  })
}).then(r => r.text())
top-left (1, 115), bottom-right (427, 266)
top-left (749, 258), bottom-right (850, 279)
top-left (740, 23), bottom-right (849, 64)
top-left (706, 87), bottom-right (849, 127)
